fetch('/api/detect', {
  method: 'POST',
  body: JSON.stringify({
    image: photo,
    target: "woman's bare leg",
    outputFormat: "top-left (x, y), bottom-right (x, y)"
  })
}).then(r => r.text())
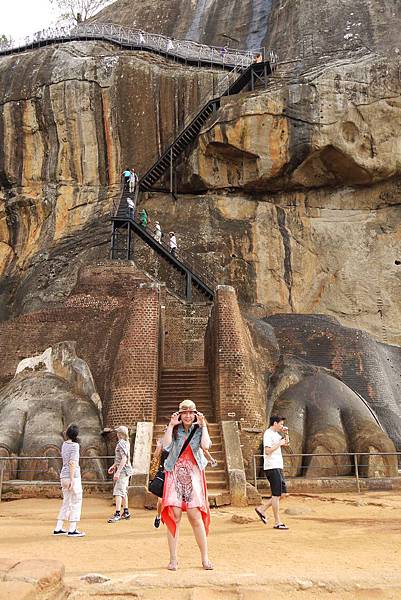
top-left (187, 507), bottom-right (212, 568)
top-left (157, 498), bottom-right (162, 517)
top-left (167, 507), bottom-right (182, 570)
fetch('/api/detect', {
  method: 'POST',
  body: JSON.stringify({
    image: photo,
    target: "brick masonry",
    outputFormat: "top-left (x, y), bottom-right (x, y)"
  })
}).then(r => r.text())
top-left (108, 283), bottom-right (161, 428)
top-left (161, 289), bottom-right (211, 368)
top-left (206, 285), bottom-right (267, 473)
top-left (0, 261), bottom-right (158, 426)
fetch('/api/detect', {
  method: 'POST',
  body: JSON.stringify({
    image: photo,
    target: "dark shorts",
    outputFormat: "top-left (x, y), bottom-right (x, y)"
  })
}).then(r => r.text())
top-left (264, 468), bottom-right (287, 497)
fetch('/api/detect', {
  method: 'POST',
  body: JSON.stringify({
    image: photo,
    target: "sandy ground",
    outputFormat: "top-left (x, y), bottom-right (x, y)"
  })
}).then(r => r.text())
top-left (1, 492), bottom-right (401, 599)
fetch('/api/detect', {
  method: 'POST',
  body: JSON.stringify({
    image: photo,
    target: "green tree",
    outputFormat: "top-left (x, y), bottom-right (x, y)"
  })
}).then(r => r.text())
top-left (50, 0), bottom-right (113, 24)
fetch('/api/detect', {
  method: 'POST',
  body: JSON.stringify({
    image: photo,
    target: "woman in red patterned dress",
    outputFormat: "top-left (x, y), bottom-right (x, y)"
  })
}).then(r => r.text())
top-left (161, 399), bottom-right (213, 571)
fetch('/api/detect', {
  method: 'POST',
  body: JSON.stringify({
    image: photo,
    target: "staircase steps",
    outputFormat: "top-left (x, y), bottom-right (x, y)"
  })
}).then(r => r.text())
top-left (151, 422), bottom-right (229, 493)
top-left (157, 367), bottom-right (214, 422)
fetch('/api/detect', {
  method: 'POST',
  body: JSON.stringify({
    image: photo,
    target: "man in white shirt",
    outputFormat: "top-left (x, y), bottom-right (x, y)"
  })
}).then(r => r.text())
top-left (126, 197), bottom-right (135, 219)
top-left (255, 415), bottom-right (289, 529)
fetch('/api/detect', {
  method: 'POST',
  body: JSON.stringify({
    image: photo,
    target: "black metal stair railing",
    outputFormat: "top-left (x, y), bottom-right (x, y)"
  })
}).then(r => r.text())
top-left (138, 60), bottom-right (272, 192)
top-left (111, 60), bottom-right (273, 300)
top-left (111, 193), bottom-right (217, 301)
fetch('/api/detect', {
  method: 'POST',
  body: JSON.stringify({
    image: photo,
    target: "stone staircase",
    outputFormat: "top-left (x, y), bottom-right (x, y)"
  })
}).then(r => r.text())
top-left (157, 367), bottom-right (214, 422)
top-left (153, 367), bottom-right (230, 504)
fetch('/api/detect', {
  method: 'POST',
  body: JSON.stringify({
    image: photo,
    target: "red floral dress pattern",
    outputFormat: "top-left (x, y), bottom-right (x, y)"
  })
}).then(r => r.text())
top-left (161, 444), bottom-right (210, 537)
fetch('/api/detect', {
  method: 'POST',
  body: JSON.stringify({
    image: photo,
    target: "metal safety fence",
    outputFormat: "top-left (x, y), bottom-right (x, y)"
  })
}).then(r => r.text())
top-left (111, 194), bottom-right (221, 294)
top-left (0, 456), bottom-right (116, 502)
top-left (253, 452), bottom-right (401, 494)
top-left (0, 21), bottom-right (277, 70)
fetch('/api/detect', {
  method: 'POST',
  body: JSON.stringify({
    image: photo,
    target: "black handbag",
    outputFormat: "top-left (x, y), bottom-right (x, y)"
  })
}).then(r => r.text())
top-left (148, 467), bottom-right (165, 498)
top-left (148, 426), bottom-right (198, 498)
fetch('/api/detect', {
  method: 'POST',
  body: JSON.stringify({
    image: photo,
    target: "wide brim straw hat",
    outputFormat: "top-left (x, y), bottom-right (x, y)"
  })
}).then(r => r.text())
top-left (178, 399), bottom-right (197, 413)
top-left (115, 425), bottom-right (129, 439)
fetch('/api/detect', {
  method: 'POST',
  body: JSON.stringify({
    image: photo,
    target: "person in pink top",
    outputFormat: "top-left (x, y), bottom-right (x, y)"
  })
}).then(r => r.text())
top-left (161, 399), bottom-right (213, 571)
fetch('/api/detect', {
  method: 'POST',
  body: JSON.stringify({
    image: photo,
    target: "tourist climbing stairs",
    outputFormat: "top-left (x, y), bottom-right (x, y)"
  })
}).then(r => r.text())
top-left (111, 60), bottom-right (271, 300)
top-left (152, 367), bottom-right (230, 502)
top-left (131, 61), bottom-right (272, 192)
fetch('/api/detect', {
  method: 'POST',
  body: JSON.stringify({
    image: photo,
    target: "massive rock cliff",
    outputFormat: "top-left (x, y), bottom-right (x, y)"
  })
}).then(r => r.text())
top-left (93, 0), bottom-right (401, 67)
top-left (0, 0), bottom-right (400, 484)
top-left (0, 41), bottom-right (221, 318)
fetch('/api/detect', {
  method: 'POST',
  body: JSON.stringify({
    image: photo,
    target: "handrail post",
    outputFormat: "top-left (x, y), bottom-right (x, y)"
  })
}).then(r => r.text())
top-left (127, 221), bottom-right (132, 260)
top-left (170, 147), bottom-right (173, 194)
top-left (185, 272), bottom-right (193, 302)
top-left (111, 222), bottom-right (116, 259)
top-left (0, 460), bottom-right (4, 503)
top-left (354, 454), bottom-right (361, 493)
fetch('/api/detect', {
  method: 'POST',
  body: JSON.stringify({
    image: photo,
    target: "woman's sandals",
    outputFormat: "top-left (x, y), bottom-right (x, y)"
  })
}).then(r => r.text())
top-left (167, 562), bottom-right (178, 571)
top-left (202, 561), bottom-right (214, 570)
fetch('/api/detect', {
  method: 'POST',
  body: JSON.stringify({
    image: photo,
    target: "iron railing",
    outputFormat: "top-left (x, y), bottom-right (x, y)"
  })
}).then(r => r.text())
top-left (0, 21), bottom-right (277, 70)
top-left (111, 193), bottom-right (221, 294)
top-left (252, 452), bottom-right (401, 494)
top-left (0, 455), bottom-right (115, 501)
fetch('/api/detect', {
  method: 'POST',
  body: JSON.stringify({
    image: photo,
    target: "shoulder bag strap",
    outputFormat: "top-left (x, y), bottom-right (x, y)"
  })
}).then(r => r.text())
top-left (178, 425), bottom-right (199, 459)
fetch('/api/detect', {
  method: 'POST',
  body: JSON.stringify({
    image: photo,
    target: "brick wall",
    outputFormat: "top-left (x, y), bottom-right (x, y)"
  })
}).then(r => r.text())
top-left (206, 285), bottom-right (266, 473)
top-left (0, 261), bottom-right (155, 424)
top-left (108, 283), bottom-right (161, 427)
top-left (160, 290), bottom-right (211, 368)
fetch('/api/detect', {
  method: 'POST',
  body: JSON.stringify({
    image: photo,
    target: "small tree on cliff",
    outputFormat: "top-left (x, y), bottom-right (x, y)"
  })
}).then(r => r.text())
top-left (0, 34), bottom-right (13, 50)
top-left (50, 0), bottom-right (113, 24)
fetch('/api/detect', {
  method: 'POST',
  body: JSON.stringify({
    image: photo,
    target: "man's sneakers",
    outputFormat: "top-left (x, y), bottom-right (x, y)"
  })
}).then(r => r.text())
top-left (108, 512), bottom-right (121, 523)
top-left (53, 529), bottom-right (67, 535)
top-left (108, 510), bottom-right (131, 523)
top-left (67, 530), bottom-right (86, 537)
top-left (154, 516), bottom-right (161, 528)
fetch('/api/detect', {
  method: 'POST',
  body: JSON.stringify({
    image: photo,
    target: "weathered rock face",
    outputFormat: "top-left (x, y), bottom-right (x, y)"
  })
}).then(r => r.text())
top-left (92, 0), bottom-right (275, 49)
top-left (0, 358), bottom-right (106, 481)
top-left (94, 0), bottom-right (401, 67)
top-left (183, 55), bottom-right (401, 191)
top-left (0, 42), bottom-right (221, 318)
top-left (140, 182), bottom-right (401, 346)
top-left (266, 314), bottom-right (401, 451)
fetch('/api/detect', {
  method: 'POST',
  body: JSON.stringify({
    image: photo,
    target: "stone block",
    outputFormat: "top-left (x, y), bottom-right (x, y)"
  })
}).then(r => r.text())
top-left (131, 422), bottom-right (153, 489)
top-left (5, 559), bottom-right (65, 590)
top-left (221, 421), bottom-right (247, 507)
top-left (245, 482), bottom-right (262, 505)
top-left (0, 559), bottom-right (19, 581)
top-left (128, 485), bottom-right (148, 508)
top-left (0, 581), bottom-right (36, 599)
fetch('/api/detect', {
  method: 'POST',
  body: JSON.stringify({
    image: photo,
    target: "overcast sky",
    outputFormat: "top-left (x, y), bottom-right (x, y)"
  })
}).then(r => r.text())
top-left (1, 0), bottom-right (58, 41)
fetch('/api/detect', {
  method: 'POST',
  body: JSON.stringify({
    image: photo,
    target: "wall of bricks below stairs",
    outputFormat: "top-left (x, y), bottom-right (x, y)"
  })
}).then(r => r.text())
top-left (161, 290), bottom-right (211, 368)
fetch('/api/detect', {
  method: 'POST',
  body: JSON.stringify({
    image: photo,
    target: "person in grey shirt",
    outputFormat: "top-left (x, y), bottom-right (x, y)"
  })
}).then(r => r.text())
top-left (53, 424), bottom-right (85, 537)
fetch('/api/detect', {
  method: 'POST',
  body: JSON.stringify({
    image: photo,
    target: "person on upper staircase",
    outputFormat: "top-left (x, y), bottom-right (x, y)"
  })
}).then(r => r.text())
top-left (126, 197), bottom-right (135, 220)
top-left (166, 38), bottom-right (175, 52)
top-left (122, 168), bottom-right (131, 191)
top-left (254, 53), bottom-right (263, 63)
top-left (154, 221), bottom-right (162, 243)
top-left (139, 208), bottom-right (148, 228)
top-left (129, 168), bottom-right (138, 194)
top-left (169, 232), bottom-right (177, 256)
